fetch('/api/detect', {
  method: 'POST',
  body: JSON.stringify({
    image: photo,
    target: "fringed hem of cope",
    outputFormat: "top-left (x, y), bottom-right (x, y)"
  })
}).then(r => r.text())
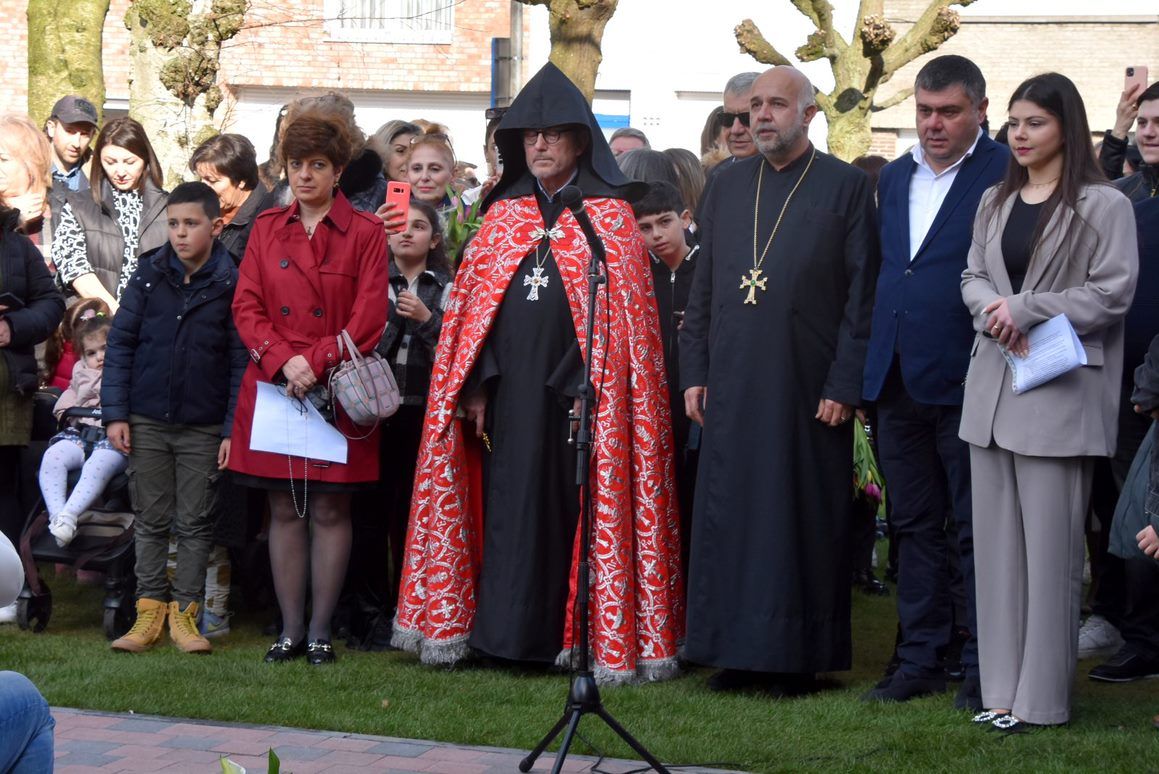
top-left (555, 648), bottom-right (681, 685)
top-left (391, 623), bottom-right (471, 666)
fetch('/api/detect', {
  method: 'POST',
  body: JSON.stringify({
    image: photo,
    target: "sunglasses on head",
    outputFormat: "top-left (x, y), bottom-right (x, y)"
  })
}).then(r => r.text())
top-left (719, 111), bottom-right (751, 128)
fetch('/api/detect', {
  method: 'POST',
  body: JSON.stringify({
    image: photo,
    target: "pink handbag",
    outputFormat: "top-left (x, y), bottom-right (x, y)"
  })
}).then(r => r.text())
top-left (328, 329), bottom-right (400, 432)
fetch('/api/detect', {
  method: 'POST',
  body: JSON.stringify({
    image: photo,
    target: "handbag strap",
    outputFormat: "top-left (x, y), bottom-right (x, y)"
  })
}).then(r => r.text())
top-left (337, 329), bottom-right (365, 368)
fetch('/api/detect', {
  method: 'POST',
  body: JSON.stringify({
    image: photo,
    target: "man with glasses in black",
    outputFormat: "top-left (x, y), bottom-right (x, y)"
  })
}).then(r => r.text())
top-left (392, 63), bottom-right (684, 681)
top-left (699, 72), bottom-right (761, 220)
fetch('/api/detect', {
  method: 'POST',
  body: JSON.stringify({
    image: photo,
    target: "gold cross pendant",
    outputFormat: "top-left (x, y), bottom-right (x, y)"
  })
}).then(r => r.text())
top-left (740, 267), bottom-right (768, 305)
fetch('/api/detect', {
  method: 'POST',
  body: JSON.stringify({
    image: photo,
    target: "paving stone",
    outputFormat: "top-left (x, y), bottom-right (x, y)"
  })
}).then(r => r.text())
top-left (54, 740), bottom-right (122, 755)
top-left (366, 740), bottom-right (435, 757)
top-left (162, 734), bottom-right (226, 750)
top-left (107, 718), bottom-right (178, 734)
top-left (270, 743), bottom-right (333, 761)
top-left (53, 751), bottom-right (120, 767)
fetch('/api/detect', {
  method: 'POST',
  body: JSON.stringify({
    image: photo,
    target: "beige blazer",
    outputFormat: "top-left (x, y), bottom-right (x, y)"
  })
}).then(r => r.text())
top-left (959, 183), bottom-right (1138, 457)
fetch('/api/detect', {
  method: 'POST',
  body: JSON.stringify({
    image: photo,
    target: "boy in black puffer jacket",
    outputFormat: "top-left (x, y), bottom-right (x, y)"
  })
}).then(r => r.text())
top-left (101, 182), bottom-right (247, 655)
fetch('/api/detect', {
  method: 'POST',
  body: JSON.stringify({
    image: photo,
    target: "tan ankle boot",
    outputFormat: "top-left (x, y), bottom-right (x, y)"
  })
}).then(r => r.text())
top-left (111, 598), bottom-right (168, 653)
top-left (168, 601), bottom-right (212, 654)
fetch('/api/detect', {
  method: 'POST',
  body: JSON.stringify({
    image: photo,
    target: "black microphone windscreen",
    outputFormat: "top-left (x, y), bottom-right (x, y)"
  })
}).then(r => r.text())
top-left (559, 185), bottom-right (584, 211)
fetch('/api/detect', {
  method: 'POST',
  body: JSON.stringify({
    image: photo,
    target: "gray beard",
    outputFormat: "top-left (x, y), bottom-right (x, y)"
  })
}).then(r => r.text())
top-left (755, 122), bottom-right (806, 161)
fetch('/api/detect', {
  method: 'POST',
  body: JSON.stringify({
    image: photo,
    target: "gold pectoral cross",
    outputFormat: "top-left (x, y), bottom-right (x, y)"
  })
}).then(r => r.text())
top-left (740, 267), bottom-right (768, 305)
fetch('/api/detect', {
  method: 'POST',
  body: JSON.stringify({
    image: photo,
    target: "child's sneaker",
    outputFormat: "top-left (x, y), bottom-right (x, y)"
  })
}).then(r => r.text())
top-left (48, 513), bottom-right (77, 548)
top-left (111, 598), bottom-right (167, 652)
top-left (168, 601), bottom-right (212, 654)
top-left (199, 609), bottom-right (230, 639)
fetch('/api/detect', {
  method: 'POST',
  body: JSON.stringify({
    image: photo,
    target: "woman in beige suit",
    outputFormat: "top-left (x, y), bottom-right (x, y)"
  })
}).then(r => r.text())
top-left (960, 73), bottom-right (1138, 731)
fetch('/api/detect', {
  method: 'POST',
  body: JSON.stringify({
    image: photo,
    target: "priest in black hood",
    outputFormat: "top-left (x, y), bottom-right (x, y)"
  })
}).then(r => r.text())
top-left (393, 63), bottom-right (684, 683)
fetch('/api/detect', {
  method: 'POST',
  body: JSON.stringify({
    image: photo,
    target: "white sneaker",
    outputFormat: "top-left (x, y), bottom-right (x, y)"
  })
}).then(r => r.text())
top-left (49, 514), bottom-right (77, 548)
top-left (1078, 614), bottom-right (1124, 660)
top-left (0, 603), bottom-right (16, 624)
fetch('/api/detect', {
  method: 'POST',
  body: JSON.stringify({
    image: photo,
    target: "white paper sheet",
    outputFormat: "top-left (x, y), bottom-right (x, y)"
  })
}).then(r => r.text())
top-left (1002, 313), bottom-right (1088, 394)
top-left (250, 381), bottom-right (348, 463)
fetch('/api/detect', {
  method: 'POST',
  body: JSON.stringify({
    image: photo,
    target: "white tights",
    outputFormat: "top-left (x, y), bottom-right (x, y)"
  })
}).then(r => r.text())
top-left (38, 442), bottom-right (128, 521)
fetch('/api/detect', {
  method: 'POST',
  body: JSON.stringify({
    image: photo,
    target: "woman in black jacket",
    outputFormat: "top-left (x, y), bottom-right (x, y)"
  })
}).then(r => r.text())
top-left (189, 133), bottom-right (274, 264)
top-left (0, 204), bottom-right (65, 581)
top-left (51, 118), bottom-right (168, 313)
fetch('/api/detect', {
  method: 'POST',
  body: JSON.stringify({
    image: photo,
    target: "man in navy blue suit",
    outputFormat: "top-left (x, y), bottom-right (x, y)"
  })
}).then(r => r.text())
top-left (861, 55), bottom-right (1008, 709)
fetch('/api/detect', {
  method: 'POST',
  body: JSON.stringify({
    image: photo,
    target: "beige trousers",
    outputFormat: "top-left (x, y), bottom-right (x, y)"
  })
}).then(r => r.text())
top-left (969, 445), bottom-right (1092, 725)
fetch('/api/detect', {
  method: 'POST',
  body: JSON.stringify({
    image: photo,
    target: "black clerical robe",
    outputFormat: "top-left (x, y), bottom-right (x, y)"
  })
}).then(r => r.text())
top-left (679, 146), bottom-right (879, 673)
top-left (466, 190), bottom-right (583, 663)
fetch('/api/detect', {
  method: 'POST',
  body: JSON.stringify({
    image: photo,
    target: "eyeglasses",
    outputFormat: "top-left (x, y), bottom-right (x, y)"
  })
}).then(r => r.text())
top-left (719, 111), bottom-right (751, 129)
top-left (522, 128), bottom-right (569, 146)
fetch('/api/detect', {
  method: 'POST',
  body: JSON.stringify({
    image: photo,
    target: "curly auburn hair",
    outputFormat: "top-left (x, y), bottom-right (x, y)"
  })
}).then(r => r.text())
top-left (279, 109), bottom-right (358, 170)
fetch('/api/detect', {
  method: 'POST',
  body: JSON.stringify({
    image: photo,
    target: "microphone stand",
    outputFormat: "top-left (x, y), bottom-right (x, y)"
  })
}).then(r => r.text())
top-left (519, 188), bottom-right (670, 774)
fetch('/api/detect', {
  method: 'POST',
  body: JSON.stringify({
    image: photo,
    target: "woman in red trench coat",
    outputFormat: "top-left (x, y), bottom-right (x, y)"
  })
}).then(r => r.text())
top-left (230, 109), bottom-right (389, 665)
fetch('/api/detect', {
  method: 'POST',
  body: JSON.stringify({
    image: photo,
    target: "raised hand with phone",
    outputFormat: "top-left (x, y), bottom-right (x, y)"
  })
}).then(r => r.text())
top-left (375, 180), bottom-right (410, 235)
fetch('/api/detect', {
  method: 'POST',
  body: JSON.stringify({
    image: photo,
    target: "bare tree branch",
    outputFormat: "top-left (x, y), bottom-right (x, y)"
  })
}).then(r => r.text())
top-left (881, 0), bottom-right (976, 74)
top-left (735, 19), bottom-right (793, 66)
top-left (872, 86), bottom-right (914, 111)
top-left (856, 0), bottom-right (883, 20)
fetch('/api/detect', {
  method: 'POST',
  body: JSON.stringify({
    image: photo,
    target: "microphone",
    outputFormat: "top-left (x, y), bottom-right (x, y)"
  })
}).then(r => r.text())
top-left (560, 185), bottom-right (607, 264)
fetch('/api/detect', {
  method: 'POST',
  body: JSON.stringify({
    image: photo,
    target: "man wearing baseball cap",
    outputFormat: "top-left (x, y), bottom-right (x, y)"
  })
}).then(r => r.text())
top-left (45, 96), bottom-right (98, 228)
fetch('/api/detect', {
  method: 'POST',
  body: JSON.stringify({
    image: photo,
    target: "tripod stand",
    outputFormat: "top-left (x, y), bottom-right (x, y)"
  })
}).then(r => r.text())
top-left (518, 187), bottom-right (670, 774)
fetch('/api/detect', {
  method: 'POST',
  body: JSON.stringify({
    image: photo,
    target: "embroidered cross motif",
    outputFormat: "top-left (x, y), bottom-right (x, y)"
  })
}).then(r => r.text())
top-left (524, 266), bottom-right (550, 301)
top-left (740, 267), bottom-right (768, 305)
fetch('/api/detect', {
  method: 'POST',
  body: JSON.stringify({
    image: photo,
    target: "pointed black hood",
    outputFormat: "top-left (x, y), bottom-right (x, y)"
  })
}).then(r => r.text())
top-left (483, 62), bottom-right (645, 211)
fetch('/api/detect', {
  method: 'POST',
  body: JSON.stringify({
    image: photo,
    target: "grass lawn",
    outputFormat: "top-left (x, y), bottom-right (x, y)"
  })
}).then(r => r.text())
top-left (2, 567), bottom-right (1156, 773)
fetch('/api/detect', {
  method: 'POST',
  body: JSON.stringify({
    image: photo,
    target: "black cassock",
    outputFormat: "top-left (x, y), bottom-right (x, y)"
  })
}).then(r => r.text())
top-left (466, 190), bottom-right (583, 663)
top-left (679, 147), bottom-right (879, 673)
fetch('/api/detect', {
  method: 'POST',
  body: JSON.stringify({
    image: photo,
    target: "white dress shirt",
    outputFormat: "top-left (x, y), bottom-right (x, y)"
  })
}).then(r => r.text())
top-left (907, 128), bottom-right (983, 261)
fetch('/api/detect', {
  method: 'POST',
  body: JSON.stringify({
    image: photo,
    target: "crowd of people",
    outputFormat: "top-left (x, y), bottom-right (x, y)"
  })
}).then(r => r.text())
top-left (2, 50), bottom-right (1159, 765)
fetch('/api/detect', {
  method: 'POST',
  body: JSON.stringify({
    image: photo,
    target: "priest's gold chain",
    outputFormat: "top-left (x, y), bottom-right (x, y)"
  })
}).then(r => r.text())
top-left (752, 148), bottom-right (817, 271)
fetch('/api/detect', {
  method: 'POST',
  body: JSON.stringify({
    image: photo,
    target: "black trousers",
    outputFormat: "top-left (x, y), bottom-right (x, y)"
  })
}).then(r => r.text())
top-left (876, 363), bottom-right (976, 677)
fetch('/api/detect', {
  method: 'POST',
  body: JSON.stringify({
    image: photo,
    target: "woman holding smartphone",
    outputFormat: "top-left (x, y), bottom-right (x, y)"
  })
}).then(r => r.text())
top-left (960, 72), bottom-right (1139, 731)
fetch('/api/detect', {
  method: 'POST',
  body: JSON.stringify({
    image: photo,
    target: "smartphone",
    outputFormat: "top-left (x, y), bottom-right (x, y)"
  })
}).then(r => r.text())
top-left (0, 292), bottom-right (25, 312)
top-left (385, 181), bottom-right (411, 224)
top-left (1126, 66), bottom-right (1149, 95)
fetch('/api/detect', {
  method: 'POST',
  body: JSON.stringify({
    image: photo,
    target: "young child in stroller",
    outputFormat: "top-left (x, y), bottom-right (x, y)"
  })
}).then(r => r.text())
top-left (38, 313), bottom-right (125, 547)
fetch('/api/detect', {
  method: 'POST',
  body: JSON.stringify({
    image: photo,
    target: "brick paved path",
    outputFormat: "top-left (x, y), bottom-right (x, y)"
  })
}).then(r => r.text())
top-left (52, 707), bottom-right (742, 773)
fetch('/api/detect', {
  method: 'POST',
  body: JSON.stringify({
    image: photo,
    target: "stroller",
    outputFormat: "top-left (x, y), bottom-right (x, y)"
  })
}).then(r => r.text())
top-left (16, 404), bottom-right (137, 639)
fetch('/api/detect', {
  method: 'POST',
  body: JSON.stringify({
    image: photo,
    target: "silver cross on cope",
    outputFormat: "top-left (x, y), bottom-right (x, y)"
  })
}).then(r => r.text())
top-left (524, 266), bottom-right (549, 301)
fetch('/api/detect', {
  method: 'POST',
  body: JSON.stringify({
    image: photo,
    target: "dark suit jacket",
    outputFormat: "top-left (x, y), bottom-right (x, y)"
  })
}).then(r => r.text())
top-left (863, 134), bottom-right (1008, 405)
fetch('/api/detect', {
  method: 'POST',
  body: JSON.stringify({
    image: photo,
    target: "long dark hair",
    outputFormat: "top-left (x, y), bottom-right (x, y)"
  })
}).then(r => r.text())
top-left (985, 72), bottom-right (1107, 251)
top-left (405, 198), bottom-right (451, 277)
top-left (89, 117), bottom-right (163, 205)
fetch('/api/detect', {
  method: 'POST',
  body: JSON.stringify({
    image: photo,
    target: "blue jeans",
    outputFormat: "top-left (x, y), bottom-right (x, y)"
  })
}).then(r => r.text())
top-left (0, 671), bottom-right (54, 773)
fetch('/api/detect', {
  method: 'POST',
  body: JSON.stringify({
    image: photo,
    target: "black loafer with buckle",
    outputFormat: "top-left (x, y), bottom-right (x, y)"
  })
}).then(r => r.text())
top-left (264, 636), bottom-right (306, 663)
top-left (306, 638), bottom-right (336, 665)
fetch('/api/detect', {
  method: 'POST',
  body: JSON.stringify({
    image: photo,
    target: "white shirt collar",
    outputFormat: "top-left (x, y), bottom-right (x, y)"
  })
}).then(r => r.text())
top-left (910, 127), bottom-right (984, 176)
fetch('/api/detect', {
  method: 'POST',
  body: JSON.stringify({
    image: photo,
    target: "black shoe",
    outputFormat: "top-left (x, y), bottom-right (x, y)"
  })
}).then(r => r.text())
top-left (707, 668), bottom-right (761, 692)
top-left (954, 675), bottom-right (983, 712)
top-left (852, 569), bottom-right (890, 596)
top-left (1089, 648), bottom-right (1159, 682)
top-left (861, 670), bottom-right (946, 702)
top-left (264, 636), bottom-right (306, 663)
top-left (306, 638), bottom-right (337, 665)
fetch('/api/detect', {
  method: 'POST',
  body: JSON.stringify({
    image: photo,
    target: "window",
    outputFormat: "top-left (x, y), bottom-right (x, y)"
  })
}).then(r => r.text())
top-left (326, 0), bottom-right (454, 44)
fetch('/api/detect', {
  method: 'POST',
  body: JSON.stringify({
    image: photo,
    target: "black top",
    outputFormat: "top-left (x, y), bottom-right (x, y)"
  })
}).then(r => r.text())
top-left (1001, 194), bottom-right (1045, 293)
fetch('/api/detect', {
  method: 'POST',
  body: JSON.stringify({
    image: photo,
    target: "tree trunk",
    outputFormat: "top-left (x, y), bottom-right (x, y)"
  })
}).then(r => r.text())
top-left (520, 0), bottom-right (618, 104)
top-left (124, 0), bottom-right (245, 187)
top-left (27, 0), bottom-right (110, 126)
top-left (823, 108), bottom-right (872, 162)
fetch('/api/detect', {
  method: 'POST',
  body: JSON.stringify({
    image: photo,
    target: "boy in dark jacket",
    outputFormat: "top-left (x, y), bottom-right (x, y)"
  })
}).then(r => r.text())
top-left (101, 182), bottom-right (247, 654)
top-left (631, 181), bottom-right (699, 578)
